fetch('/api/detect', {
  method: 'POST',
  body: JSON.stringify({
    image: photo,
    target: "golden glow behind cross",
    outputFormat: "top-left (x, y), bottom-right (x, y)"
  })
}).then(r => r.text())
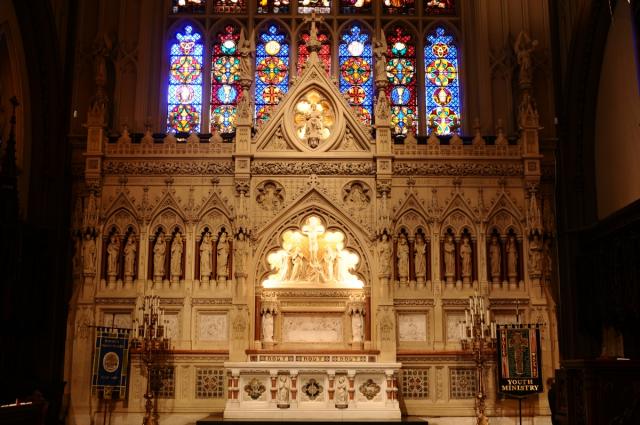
top-left (263, 216), bottom-right (363, 288)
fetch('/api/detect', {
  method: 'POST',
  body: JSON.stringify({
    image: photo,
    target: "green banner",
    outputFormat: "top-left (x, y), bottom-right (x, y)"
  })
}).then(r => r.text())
top-left (92, 326), bottom-right (131, 399)
top-left (497, 324), bottom-right (543, 397)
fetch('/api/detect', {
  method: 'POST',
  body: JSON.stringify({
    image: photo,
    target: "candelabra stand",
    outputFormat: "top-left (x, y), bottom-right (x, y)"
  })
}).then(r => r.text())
top-left (460, 293), bottom-right (497, 425)
top-left (131, 295), bottom-right (170, 425)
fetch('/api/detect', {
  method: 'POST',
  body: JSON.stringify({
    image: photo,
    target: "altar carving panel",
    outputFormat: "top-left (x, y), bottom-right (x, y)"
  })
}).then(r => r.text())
top-left (282, 315), bottom-right (343, 343)
top-left (398, 313), bottom-right (428, 342)
top-left (446, 312), bottom-right (464, 341)
top-left (197, 312), bottom-right (228, 341)
top-left (164, 312), bottom-right (181, 340)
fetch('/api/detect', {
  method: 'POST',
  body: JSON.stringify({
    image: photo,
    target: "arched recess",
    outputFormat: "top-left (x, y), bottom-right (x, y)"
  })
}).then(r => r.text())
top-left (102, 208), bottom-right (140, 281)
top-left (439, 208), bottom-right (477, 283)
top-left (486, 208), bottom-right (524, 284)
top-left (195, 207), bottom-right (233, 282)
top-left (254, 204), bottom-right (373, 290)
top-left (395, 208), bottom-right (431, 283)
top-left (149, 208), bottom-right (187, 281)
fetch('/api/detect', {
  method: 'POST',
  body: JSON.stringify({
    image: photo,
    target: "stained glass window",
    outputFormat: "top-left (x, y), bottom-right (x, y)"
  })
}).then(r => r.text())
top-left (255, 24), bottom-right (289, 124)
top-left (298, 0), bottom-right (331, 14)
top-left (257, 0), bottom-right (290, 14)
top-left (386, 25), bottom-right (417, 135)
top-left (340, 0), bottom-right (372, 14)
top-left (171, 0), bottom-right (207, 14)
top-left (213, 0), bottom-right (246, 13)
top-left (425, 27), bottom-right (460, 135)
top-left (383, 0), bottom-right (415, 15)
top-left (297, 26), bottom-right (331, 75)
top-left (339, 25), bottom-right (373, 124)
top-left (210, 25), bottom-right (241, 133)
top-left (425, 0), bottom-right (455, 15)
top-left (167, 25), bottom-right (203, 133)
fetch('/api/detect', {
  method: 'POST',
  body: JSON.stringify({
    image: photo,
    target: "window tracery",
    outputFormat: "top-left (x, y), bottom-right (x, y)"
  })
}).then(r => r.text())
top-left (167, 24), bottom-right (204, 133)
top-left (211, 24), bottom-right (242, 133)
top-left (425, 26), bottom-right (460, 135)
top-left (339, 24), bottom-right (373, 125)
top-left (386, 25), bottom-right (417, 135)
top-left (255, 24), bottom-right (290, 125)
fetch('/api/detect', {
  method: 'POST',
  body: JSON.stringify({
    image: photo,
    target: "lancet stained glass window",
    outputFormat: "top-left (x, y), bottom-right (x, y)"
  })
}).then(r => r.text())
top-left (340, 0), bottom-right (372, 14)
top-left (210, 25), bottom-right (242, 133)
top-left (167, 25), bottom-right (203, 133)
top-left (297, 26), bottom-right (331, 75)
top-left (257, 0), bottom-right (290, 14)
top-left (425, 0), bottom-right (455, 15)
top-left (298, 0), bottom-right (331, 14)
top-left (425, 27), bottom-right (460, 135)
top-left (339, 25), bottom-right (373, 124)
top-left (383, 0), bottom-right (415, 15)
top-left (255, 24), bottom-right (289, 125)
top-left (386, 25), bottom-right (417, 135)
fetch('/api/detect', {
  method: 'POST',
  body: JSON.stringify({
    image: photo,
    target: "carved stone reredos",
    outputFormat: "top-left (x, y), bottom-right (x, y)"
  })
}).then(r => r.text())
top-left (254, 50), bottom-right (373, 156)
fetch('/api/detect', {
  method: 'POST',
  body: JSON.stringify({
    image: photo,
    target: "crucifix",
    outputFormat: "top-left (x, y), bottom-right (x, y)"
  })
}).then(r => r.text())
top-left (509, 331), bottom-right (529, 375)
top-left (302, 215), bottom-right (325, 266)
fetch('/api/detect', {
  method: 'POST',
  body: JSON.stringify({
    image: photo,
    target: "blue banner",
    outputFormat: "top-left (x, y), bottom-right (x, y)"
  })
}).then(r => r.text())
top-left (92, 326), bottom-right (131, 399)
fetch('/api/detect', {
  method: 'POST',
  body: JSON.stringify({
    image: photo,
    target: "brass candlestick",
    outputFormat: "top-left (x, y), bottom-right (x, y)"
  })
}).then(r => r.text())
top-left (460, 293), bottom-right (497, 425)
top-left (131, 295), bottom-right (170, 425)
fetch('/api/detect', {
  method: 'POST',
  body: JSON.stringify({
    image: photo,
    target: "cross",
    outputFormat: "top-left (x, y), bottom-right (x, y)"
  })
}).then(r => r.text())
top-left (509, 330), bottom-right (529, 375)
top-left (302, 216), bottom-right (325, 264)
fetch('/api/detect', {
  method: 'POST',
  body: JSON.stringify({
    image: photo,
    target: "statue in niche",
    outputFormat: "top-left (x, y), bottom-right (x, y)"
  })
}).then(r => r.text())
top-left (377, 233), bottom-right (392, 275)
top-left (123, 235), bottom-right (137, 279)
top-left (335, 376), bottom-right (348, 407)
top-left (397, 235), bottom-right (410, 281)
top-left (289, 247), bottom-right (305, 281)
top-left (106, 234), bottom-right (119, 277)
top-left (170, 232), bottom-right (183, 280)
top-left (374, 91), bottom-right (390, 121)
top-left (542, 238), bottom-right (553, 279)
top-left (351, 313), bottom-right (364, 343)
top-left (153, 232), bottom-right (166, 279)
top-left (443, 234), bottom-right (456, 279)
top-left (234, 232), bottom-right (249, 274)
top-left (514, 31), bottom-right (538, 86)
top-left (460, 236), bottom-right (472, 279)
top-left (414, 233), bottom-right (427, 281)
top-left (262, 311), bottom-right (274, 343)
top-left (489, 235), bottom-right (501, 281)
top-left (277, 376), bottom-right (290, 406)
top-left (506, 235), bottom-right (518, 280)
top-left (82, 234), bottom-right (96, 274)
top-left (323, 246), bottom-right (337, 282)
top-left (200, 232), bottom-right (212, 280)
top-left (528, 234), bottom-right (542, 276)
top-left (217, 232), bottom-right (229, 279)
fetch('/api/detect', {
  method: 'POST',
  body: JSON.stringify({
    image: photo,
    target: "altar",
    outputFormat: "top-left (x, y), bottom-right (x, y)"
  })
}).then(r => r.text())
top-left (224, 360), bottom-right (401, 420)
